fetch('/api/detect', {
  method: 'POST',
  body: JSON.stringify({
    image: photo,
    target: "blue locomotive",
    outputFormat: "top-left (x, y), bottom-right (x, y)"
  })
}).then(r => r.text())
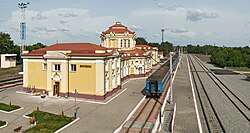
top-left (146, 53), bottom-right (179, 98)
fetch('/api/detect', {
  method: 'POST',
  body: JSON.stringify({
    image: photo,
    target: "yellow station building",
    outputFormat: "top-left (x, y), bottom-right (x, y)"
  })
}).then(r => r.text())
top-left (22, 22), bottom-right (159, 99)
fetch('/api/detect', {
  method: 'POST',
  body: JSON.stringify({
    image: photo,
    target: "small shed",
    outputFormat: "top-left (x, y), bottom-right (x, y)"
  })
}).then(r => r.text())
top-left (0, 54), bottom-right (17, 68)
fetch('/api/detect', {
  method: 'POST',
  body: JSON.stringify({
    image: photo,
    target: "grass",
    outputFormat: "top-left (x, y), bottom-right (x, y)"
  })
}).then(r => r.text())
top-left (0, 65), bottom-right (20, 78)
top-left (0, 102), bottom-right (21, 112)
top-left (24, 110), bottom-right (74, 133)
top-left (0, 120), bottom-right (6, 127)
top-left (227, 67), bottom-right (250, 72)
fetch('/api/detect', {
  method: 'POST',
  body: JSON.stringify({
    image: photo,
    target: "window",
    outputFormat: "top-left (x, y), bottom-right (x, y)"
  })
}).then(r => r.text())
top-left (54, 64), bottom-right (61, 71)
top-left (120, 40), bottom-right (123, 47)
top-left (124, 39), bottom-right (126, 47)
top-left (42, 63), bottom-right (47, 70)
top-left (70, 64), bottom-right (76, 72)
top-left (128, 40), bottom-right (130, 47)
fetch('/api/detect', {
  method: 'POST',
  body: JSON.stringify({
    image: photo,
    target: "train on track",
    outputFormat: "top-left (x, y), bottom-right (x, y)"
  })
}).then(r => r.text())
top-left (146, 53), bottom-right (180, 98)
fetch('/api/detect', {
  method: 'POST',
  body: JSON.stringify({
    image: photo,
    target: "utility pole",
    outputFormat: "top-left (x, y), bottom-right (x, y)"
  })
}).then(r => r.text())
top-left (18, 2), bottom-right (29, 72)
top-left (161, 29), bottom-right (164, 44)
top-left (169, 52), bottom-right (173, 104)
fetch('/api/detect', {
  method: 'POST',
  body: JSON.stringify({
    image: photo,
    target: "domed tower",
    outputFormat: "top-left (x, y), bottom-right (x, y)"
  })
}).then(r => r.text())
top-left (101, 22), bottom-right (136, 50)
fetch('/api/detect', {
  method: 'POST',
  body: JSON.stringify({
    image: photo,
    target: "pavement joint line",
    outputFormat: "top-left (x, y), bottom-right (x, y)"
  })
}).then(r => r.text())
top-left (0, 107), bottom-right (24, 114)
top-left (114, 95), bottom-right (146, 133)
top-left (0, 121), bottom-right (8, 129)
top-left (54, 118), bottom-right (80, 133)
top-left (187, 55), bottom-right (203, 133)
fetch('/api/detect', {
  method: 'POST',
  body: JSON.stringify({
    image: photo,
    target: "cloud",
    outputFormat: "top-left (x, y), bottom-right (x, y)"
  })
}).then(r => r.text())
top-left (154, 0), bottom-right (181, 11)
top-left (32, 13), bottom-right (47, 20)
top-left (186, 10), bottom-right (219, 21)
top-left (130, 25), bottom-right (143, 31)
top-left (169, 28), bottom-right (188, 33)
top-left (58, 20), bottom-right (68, 24)
top-left (1, 8), bottom-right (117, 45)
top-left (58, 13), bottom-right (78, 18)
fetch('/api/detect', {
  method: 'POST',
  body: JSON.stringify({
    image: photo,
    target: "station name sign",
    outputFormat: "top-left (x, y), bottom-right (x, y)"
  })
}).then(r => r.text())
top-left (80, 65), bottom-right (92, 68)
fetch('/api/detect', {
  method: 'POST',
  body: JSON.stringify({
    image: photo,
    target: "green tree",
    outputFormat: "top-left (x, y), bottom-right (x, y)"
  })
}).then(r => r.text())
top-left (136, 37), bottom-right (148, 45)
top-left (26, 43), bottom-right (46, 51)
top-left (0, 32), bottom-right (15, 54)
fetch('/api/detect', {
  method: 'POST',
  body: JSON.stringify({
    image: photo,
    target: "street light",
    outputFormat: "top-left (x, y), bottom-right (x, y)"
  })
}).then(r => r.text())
top-left (161, 29), bottom-right (164, 44)
top-left (168, 52), bottom-right (174, 104)
top-left (73, 89), bottom-right (79, 119)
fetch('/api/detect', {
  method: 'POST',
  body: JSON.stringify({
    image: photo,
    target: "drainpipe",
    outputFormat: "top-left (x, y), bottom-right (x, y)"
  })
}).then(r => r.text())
top-left (67, 58), bottom-right (70, 97)
top-left (104, 58), bottom-right (106, 99)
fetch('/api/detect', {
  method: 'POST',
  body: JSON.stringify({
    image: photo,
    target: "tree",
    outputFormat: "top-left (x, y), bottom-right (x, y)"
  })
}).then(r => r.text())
top-left (0, 32), bottom-right (15, 54)
top-left (26, 43), bottom-right (46, 51)
top-left (136, 37), bottom-right (148, 45)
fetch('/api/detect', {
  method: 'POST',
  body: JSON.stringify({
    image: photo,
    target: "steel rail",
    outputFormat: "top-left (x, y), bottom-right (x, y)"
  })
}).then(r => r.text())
top-left (193, 55), bottom-right (250, 122)
top-left (188, 55), bottom-right (226, 133)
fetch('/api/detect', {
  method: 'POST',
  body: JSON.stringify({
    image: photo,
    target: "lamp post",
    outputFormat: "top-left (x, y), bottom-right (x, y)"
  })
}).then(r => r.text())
top-left (73, 89), bottom-right (79, 119)
top-left (161, 29), bottom-right (164, 44)
top-left (169, 52), bottom-right (174, 104)
top-left (18, 2), bottom-right (29, 72)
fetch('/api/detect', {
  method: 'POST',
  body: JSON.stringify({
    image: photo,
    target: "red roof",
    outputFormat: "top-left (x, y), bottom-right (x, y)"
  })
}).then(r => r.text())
top-left (22, 43), bottom-right (114, 57)
top-left (158, 52), bottom-right (163, 55)
top-left (103, 22), bottom-right (135, 34)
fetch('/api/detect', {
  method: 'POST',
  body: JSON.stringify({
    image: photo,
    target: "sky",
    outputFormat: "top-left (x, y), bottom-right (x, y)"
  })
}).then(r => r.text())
top-left (0, 0), bottom-right (250, 47)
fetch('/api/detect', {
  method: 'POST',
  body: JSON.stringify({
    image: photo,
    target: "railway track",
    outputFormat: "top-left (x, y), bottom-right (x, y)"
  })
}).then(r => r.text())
top-left (188, 55), bottom-right (225, 133)
top-left (193, 55), bottom-right (250, 122)
top-left (123, 98), bottom-right (158, 133)
top-left (0, 75), bottom-right (23, 90)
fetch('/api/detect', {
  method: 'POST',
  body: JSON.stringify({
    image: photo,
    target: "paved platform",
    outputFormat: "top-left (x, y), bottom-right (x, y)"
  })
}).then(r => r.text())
top-left (172, 55), bottom-right (199, 133)
top-left (0, 77), bottom-right (147, 133)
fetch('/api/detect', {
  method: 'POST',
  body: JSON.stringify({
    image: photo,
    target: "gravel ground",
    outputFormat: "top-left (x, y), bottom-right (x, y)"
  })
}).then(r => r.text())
top-left (190, 55), bottom-right (250, 133)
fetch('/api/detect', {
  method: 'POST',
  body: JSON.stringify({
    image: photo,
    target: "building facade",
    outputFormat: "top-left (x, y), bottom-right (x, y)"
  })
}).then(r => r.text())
top-left (22, 43), bottom-right (121, 100)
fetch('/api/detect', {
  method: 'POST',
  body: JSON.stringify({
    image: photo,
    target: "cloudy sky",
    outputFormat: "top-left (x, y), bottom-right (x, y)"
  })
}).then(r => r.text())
top-left (0, 0), bottom-right (249, 47)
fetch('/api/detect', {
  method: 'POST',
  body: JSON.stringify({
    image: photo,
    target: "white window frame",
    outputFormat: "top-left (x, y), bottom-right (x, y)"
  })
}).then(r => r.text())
top-left (70, 64), bottom-right (77, 72)
top-left (53, 64), bottom-right (61, 71)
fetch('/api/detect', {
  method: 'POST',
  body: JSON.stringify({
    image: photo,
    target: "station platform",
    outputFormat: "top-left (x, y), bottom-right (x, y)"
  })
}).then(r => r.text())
top-left (172, 55), bottom-right (199, 133)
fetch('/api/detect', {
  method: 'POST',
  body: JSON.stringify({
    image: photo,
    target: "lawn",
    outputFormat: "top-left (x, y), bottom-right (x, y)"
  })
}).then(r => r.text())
top-left (0, 102), bottom-right (21, 112)
top-left (0, 120), bottom-right (6, 127)
top-left (228, 67), bottom-right (250, 72)
top-left (24, 110), bottom-right (74, 133)
top-left (0, 65), bottom-right (20, 78)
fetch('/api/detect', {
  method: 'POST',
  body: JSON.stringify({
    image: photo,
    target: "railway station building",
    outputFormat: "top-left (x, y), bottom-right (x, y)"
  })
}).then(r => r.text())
top-left (22, 43), bottom-right (121, 99)
top-left (22, 22), bottom-right (159, 99)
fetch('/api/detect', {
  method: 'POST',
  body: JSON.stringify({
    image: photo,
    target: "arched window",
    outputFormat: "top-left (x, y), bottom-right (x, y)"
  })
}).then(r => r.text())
top-left (124, 39), bottom-right (126, 47)
top-left (120, 40), bottom-right (123, 48)
top-left (128, 40), bottom-right (130, 47)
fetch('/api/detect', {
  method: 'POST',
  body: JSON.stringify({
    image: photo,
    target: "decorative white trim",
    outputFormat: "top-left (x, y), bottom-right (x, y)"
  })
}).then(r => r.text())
top-left (0, 121), bottom-right (8, 129)
top-left (0, 107), bottom-right (24, 114)
top-left (23, 59), bottom-right (45, 62)
top-left (54, 118), bottom-right (80, 133)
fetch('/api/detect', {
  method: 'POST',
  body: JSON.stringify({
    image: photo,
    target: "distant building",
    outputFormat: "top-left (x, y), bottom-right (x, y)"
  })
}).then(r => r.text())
top-left (0, 54), bottom-right (17, 68)
top-left (158, 52), bottom-right (164, 59)
top-left (101, 22), bottom-right (159, 81)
